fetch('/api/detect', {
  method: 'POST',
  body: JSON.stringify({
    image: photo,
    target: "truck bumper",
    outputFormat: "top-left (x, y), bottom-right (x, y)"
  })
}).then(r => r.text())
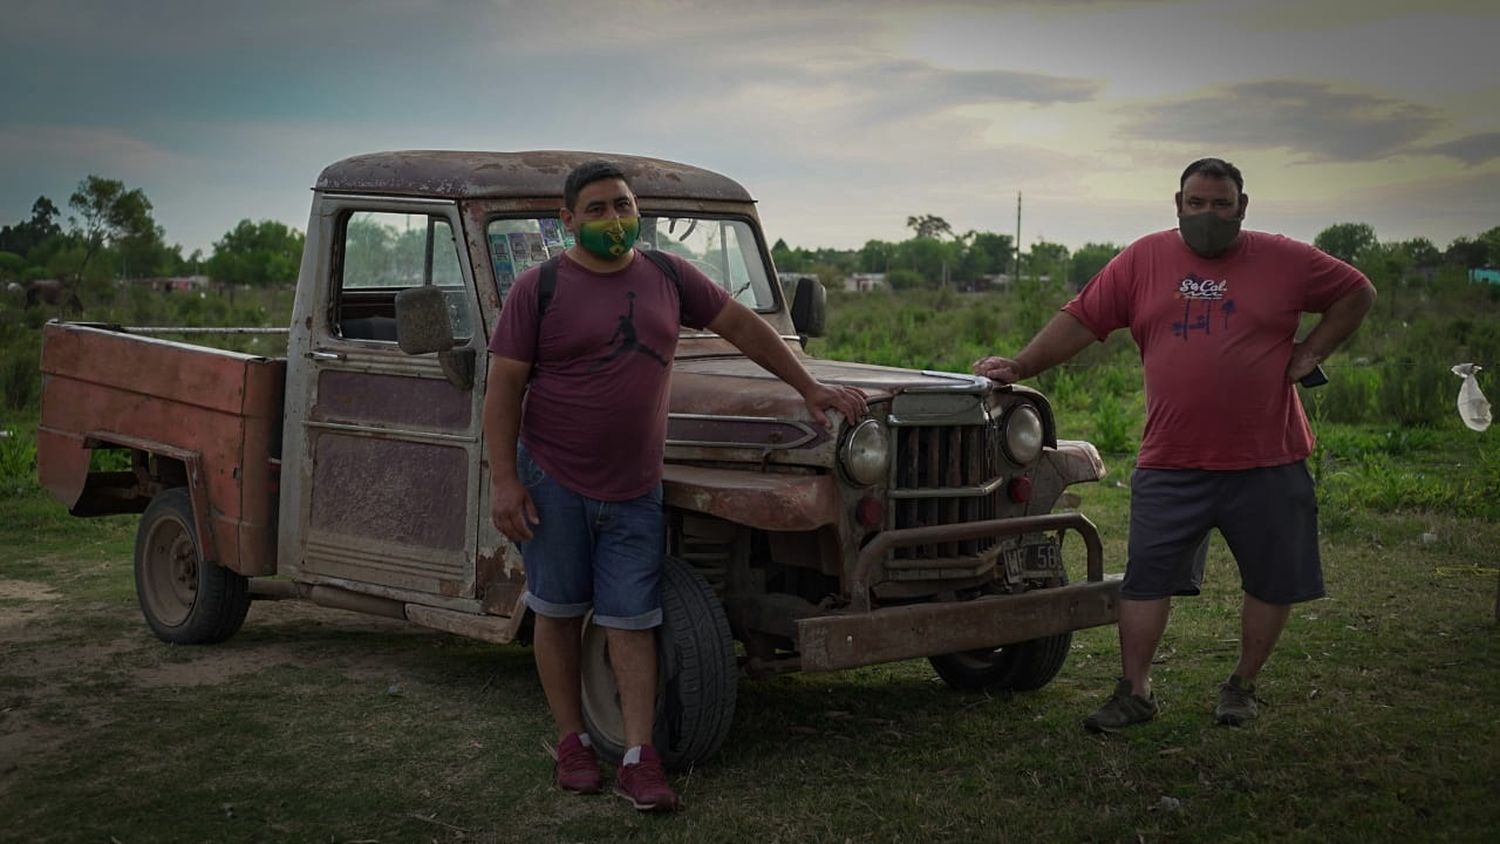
top-left (796, 511), bottom-right (1118, 673)
top-left (795, 578), bottom-right (1119, 672)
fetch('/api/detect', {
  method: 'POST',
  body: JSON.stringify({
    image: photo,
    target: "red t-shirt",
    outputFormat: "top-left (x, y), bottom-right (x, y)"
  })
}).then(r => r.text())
top-left (1062, 229), bottom-right (1372, 470)
top-left (488, 250), bottom-right (730, 500)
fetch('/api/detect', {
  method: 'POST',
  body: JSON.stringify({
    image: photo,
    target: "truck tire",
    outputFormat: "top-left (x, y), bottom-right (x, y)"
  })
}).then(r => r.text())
top-left (928, 574), bottom-right (1073, 692)
top-left (134, 488), bottom-right (250, 644)
top-left (579, 556), bottom-right (736, 772)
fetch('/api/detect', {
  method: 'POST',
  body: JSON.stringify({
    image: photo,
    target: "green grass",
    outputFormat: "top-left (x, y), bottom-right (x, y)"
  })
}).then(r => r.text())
top-left (2, 464), bottom-right (1497, 842)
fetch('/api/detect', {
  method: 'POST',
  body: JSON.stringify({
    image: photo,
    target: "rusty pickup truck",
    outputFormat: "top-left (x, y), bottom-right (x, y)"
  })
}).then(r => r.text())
top-left (38, 151), bottom-right (1118, 769)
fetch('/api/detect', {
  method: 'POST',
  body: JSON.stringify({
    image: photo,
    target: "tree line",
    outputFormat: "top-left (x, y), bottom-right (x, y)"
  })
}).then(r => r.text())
top-left (776, 213), bottom-right (1500, 292)
top-left (0, 175), bottom-right (303, 291)
top-left (3, 177), bottom-right (1497, 295)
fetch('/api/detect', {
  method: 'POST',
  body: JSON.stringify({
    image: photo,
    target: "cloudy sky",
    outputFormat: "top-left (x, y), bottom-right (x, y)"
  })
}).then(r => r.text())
top-left (2, 0), bottom-right (1496, 258)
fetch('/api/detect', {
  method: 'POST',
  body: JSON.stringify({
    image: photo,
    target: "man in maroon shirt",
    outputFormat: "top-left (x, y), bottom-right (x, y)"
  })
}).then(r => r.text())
top-left (484, 161), bottom-right (866, 809)
top-left (975, 158), bottom-right (1375, 732)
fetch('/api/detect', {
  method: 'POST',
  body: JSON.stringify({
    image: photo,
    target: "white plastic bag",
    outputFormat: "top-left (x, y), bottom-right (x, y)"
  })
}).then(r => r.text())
top-left (1451, 363), bottom-right (1491, 432)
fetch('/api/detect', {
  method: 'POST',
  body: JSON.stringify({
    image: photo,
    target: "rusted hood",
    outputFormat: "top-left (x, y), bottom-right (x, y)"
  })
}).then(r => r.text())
top-left (670, 356), bottom-right (987, 417)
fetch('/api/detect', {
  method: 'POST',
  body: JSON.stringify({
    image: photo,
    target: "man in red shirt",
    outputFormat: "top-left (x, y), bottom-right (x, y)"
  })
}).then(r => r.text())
top-left (485, 161), bottom-right (866, 808)
top-left (975, 158), bottom-right (1375, 732)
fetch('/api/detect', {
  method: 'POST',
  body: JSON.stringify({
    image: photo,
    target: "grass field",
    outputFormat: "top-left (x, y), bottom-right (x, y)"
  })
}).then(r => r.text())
top-left (2, 429), bottom-right (1497, 843)
top-left (2, 279), bottom-right (1498, 842)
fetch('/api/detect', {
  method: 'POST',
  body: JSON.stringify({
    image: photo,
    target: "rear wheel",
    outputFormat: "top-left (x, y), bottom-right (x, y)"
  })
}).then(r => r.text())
top-left (134, 488), bottom-right (250, 644)
top-left (580, 556), bottom-right (736, 771)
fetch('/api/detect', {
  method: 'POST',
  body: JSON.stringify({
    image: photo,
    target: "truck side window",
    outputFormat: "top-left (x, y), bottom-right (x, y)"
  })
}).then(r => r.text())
top-left (335, 211), bottom-right (472, 342)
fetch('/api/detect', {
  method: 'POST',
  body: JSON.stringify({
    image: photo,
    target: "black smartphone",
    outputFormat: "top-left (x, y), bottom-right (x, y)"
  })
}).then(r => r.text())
top-left (1298, 365), bottom-right (1328, 388)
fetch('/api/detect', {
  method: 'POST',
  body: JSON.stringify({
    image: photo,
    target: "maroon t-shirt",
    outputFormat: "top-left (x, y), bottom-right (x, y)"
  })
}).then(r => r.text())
top-left (1063, 229), bottom-right (1372, 470)
top-left (488, 250), bottom-right (730, 500)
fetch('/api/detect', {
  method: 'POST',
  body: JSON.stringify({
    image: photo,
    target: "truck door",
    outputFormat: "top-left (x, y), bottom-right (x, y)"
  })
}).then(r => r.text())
top-left (281, 197), bottom-right (486, 604)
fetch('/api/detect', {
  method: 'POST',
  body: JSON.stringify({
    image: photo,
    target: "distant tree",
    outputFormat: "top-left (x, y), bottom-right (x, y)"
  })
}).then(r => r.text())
top-left (1313, 222), bottom-right (1378, 264)
top-left (1069, 242), bottom-right (1123, 289)
top-left (905, 214), bottom-right (954, 240)
top-left (1398, 237), bottom-right (1441, 270)
top-left (893, 236), bottom-right (960, 286)
top-left (67, 176), bottom-right (163, 280)
top-left (1023, 240), bottom-right (1071, 283)
top-left (963, 231), bottom-right (1014, 277)
top-left (1443, 236), bottom-right (1489, 269)
top-left (0, 196), bottom-right (63, 258)
top-left (858, 239), bottom-right (894, 273)
top-left (1479, 226), bottom-right (1500, 267)
top-left (206, 219), bottom-right (305, 285)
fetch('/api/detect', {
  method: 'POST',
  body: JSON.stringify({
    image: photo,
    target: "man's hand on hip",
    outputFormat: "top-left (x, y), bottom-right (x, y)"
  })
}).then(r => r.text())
top-left (802, 382), bottom-right (867, 429)
top-left (1285, 342), bottom-right (1323, 383)
top-left (491, 475), bottom-right (539, 542)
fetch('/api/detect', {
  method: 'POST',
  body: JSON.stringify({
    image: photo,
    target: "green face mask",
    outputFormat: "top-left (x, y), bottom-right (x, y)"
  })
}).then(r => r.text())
top-left (577, 216), bottom-right (640, 260)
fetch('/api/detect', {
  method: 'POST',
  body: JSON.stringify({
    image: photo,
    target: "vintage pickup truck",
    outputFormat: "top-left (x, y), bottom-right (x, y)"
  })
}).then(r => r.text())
top-left (38, 151), bottom-right (1118, 769)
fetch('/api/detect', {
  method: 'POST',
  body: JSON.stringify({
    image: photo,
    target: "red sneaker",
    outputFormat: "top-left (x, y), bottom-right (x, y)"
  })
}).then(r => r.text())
top-left (553, 733), bottom-right (602, 794)
top-left (613, 746), bottom-right (681, 812)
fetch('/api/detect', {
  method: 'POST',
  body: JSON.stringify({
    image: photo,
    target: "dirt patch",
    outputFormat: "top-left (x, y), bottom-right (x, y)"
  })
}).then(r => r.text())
top-left (0, 580), bottom-right (61, 602)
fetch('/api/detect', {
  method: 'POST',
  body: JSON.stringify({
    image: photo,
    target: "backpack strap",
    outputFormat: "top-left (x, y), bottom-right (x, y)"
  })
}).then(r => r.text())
top-left (639, 248), bottom-right (685, 323)
top-left (533, 249), bottom-right (686, 361)
top-left (536, 255), bottom-right (563, 321)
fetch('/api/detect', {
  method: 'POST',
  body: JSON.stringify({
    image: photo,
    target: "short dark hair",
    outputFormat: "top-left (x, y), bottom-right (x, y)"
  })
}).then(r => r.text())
top-left (564, 160), bottom-right (631, 211)
top-left (1180, 157), bottom-right (1244, 193)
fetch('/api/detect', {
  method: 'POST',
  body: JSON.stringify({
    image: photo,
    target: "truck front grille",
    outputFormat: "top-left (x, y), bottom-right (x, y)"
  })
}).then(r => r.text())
top-left (892, 424), bottom-right (1004, 559)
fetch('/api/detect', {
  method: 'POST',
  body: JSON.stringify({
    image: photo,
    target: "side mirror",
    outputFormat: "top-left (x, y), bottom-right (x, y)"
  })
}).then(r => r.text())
top-left (790, 276), bottom-right (826, 339)
top-left (394, 286), bottom-right (454, 355)
top-left (395, 286), bottom-right (474, 391)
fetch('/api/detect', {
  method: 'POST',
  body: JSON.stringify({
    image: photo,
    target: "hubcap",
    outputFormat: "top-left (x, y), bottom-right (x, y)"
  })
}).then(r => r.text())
top-left (143, 516), bottom-right (197, 626)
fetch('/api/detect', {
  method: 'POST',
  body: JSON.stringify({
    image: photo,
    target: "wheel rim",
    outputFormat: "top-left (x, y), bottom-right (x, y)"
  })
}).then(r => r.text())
top-left (578, 614), bottom-right (628, 749)
top-left (141, 515), bottom-right (198, 627)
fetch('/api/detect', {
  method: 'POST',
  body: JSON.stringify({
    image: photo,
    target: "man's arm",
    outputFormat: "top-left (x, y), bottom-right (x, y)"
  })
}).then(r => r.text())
top-left (705, 300), bottom-right (867, 427)
top-left (482, 356), bottom-right (539, 541)
top-left (973, 311), bottom-right (1099, 383)
top-left (1285, 285), bottom-right (1377, 382)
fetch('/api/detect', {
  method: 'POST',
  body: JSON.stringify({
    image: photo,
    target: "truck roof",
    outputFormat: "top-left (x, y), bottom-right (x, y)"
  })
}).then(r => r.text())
top-left (316, 150), bottom-right (755, 203)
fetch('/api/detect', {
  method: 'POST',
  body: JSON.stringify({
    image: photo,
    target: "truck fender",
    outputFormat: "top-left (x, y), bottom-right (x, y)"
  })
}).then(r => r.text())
top-left (661, 465), bottom-right (841, 532)
top-left (1046, 439), bottom-right (1108, 486)
top-left (39, 427), bottom-right (220, 565)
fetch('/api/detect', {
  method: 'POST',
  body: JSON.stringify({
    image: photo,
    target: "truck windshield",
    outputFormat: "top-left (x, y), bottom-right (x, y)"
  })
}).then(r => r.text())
top-left (485, 216), bottom-right (776, 311)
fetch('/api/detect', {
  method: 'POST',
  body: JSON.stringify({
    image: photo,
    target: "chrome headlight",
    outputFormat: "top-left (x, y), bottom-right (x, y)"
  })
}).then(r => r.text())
top-left (1000, 404), bottom-right (1043, 465)
top-left (839, 419), bottom-right (890, 486)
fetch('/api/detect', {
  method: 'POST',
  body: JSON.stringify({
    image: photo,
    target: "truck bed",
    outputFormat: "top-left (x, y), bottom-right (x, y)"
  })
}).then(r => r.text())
top-left (37, 322), bottom-right (287, 576)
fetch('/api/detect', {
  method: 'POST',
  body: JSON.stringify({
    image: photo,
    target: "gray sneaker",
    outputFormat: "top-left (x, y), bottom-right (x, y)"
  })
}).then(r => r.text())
top-left (1084, 678), bottom-right (1160, 733)
top-left (1215, 674), bottom-right (1259, 726)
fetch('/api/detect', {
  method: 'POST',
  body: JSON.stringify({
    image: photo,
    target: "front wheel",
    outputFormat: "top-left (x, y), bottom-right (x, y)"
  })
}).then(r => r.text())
top-left (580, 556), bottom-right (736, 772)
top-left (929, 574), bottom-right (1073, 692)
top-left (134, 488), bottom-right (250, 644)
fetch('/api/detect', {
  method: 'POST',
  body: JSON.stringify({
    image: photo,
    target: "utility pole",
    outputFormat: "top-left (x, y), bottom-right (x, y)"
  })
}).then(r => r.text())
top-left (1014, 192), bottom-right (1022, 282)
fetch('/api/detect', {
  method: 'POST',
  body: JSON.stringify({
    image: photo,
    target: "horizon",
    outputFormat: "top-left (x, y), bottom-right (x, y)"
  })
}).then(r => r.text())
top-left (2, 0), bottom-right (1496, 257)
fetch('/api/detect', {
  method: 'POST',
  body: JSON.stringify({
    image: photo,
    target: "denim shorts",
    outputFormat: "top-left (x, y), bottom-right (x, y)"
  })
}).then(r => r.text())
top-left (1123, 461), bottom-right (1324, 605)
top-left (515, 443), bottom-right (665, 629)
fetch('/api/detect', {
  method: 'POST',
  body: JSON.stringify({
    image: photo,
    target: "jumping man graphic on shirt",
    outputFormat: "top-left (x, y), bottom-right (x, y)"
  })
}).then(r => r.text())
top-left (590, 291), bottom-right (669, 371)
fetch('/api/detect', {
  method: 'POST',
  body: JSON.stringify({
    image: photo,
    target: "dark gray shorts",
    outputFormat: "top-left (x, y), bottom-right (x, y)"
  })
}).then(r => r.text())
top-left (1123, 461), bottom-right (1324, 604)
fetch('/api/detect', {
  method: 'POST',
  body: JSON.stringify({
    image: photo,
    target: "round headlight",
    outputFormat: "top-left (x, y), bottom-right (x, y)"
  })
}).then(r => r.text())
top-left (1001, 404), bottom-right (1044, 465)
top-left (840, 419), bottom-right (890, 486)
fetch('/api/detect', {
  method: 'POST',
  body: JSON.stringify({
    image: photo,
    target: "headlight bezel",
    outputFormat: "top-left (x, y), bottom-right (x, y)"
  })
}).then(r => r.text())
top-left (839, 418), bottom-right (890, 487)
top-left (999, 403), bottom-right (1044, 466)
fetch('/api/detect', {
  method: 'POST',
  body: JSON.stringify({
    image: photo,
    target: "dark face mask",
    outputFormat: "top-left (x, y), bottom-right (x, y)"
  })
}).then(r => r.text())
top-left (1178, 211), bottom-right (1242, 258)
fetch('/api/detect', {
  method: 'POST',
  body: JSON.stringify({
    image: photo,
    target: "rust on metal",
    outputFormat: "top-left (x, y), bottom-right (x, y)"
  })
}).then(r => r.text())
top-left (37, 323), bottom-right (283, 576)
top-left (309, 434), bottom-right (466, 550)
top-left (476, 546), bottom-right (527, 615)
top-left (316, 151), bottom-right (755, 203)
top-left (662, 465), bottom-right (840, 532)
top-left (314, 369), bottom-right (471, 431)
top-left (796, 579), bottom-right (1120, 672)
top-left (847, 512), bottom-right (1106, 611)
